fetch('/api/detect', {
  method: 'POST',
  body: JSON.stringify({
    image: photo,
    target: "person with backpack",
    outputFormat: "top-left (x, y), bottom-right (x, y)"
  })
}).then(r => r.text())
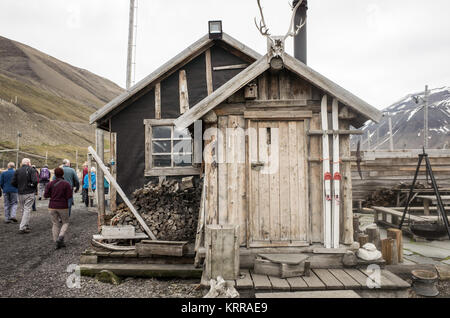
top-left (38, 165), bottom-right (51, 200)
top-left (44, 167), bottom-right (73, 249)
top-left (82, 167), bottom-right (96, 207)
top-left (53, 159), bottom-right (80, 216)
top-left (11, 158), bottom-right (38, 234)
top-left (0, 162), bottom-right (19, 224)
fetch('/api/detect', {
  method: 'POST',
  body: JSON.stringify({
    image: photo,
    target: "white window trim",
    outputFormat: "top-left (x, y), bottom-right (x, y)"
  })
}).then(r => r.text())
top-left (144, 119), bottom-right (200, 177)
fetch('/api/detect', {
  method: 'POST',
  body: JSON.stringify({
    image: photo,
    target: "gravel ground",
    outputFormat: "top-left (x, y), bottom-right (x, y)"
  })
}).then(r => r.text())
top-left (0, 193), bottom-right (203, 298)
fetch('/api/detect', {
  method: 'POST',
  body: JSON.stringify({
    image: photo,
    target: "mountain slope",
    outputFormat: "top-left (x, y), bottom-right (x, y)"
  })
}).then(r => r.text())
top-left (353, 87), bottom-right (450, 150)
top-left (0, 35), bottom-right (124, 163)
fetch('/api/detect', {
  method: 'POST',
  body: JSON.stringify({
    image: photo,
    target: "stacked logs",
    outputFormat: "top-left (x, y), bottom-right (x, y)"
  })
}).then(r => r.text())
top-left (110, 177), bottom-right (202, 242)
top-left (363, 182), bottom-right (426, 207)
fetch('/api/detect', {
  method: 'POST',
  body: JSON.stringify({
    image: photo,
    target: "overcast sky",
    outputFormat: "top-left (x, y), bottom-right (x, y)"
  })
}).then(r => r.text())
top-left (1, 0), bottom-right (449, 109)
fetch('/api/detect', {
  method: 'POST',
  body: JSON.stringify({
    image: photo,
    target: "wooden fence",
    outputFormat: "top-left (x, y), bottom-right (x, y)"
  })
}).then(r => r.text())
top-left (351, 149), bottom-right (450, 203)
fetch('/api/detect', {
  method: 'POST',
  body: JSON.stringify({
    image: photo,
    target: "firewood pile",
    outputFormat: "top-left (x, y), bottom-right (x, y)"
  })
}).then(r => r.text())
top-left (363, 182), bottom-right (426, 207)
top-left (110, 177), bottom-right (202, 242)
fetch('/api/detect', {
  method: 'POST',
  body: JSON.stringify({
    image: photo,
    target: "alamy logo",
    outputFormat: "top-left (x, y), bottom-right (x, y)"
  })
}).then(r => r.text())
top-left (366, 264), bottom-right (381, 289)
top-left (66, 264), bottom-right (81, 289)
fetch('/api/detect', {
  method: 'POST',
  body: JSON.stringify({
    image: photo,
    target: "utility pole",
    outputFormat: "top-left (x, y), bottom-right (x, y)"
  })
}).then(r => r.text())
top-left (388, 117), bottom-right (394, 151)
top-left (424, 85), bottom-right (429, 149)
top-left (126, 0), bottom-right (138, 90)
top-left (16, 131), bottom-right (21, 168)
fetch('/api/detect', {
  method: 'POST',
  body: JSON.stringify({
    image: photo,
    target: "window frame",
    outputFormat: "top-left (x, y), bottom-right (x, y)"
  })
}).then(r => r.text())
top-left (144, 119), bottom-right (200, 177)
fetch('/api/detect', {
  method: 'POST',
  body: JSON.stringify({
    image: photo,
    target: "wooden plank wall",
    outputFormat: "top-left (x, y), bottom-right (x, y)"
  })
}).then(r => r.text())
top-left (210, 69), bottom-right (356, 246)
top-left (352, 151), bottom-right (450, 202)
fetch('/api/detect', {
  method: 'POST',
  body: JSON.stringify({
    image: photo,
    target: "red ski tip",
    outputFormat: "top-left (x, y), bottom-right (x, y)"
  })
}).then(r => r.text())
top-left (333, 172), bottom-right (342, 181)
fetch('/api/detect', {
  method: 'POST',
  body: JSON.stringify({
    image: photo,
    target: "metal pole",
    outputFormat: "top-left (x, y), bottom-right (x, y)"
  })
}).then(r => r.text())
top-left (424, 85), bottom-right (429, 149)
top-left (45, 151), bottom-right (48, 165)
top-left (367, 131), bottom-right (371, 151)
top-left (388, 117), bottom-right (394, 151)
top-left (126, 0), bottom-right (136, 90)
top-left (75, 149), bottom-right (78, 172)
top-left (16, 132), bottom-right (20, 168)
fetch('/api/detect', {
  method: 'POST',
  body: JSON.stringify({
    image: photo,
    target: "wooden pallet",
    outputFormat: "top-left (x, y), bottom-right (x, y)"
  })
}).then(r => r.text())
top-left (235, 268), bottom-right (409, 297)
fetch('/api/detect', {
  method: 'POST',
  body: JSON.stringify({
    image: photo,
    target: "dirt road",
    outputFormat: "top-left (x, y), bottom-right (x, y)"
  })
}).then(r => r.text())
top-left (0, 193), bottom-right (202, 298)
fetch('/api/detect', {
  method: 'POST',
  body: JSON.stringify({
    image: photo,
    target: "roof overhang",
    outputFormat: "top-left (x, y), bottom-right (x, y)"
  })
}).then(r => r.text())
top-left (175, 53), bottom-right (382, 129)
top-left (89, 33), bottom-right (262, 125)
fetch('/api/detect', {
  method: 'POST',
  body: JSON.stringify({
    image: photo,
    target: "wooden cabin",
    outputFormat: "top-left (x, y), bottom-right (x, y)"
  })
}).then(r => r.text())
top-left (90, 20), bottom-right (382, 265)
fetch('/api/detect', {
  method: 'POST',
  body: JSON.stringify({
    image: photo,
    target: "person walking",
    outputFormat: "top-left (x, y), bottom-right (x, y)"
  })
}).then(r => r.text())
top-left (11, 158), bottom-right (38, 234)
top-left (0, 162), bottom-right (19, 224)
top-left (38, 165), bottom-right (51, 200)
top-left (56, 159), bottom-right (80, 216)
top-left (31, 165), bottom-right (39, 212)
top-left (82, 167), bottom-right (96, 207)
top-left (81, 162), bottom-right (89, 204)
top-left (44, 167), bottom-right (73, 249)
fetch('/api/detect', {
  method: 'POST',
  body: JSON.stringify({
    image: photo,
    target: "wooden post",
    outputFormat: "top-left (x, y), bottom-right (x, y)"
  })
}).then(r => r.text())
top-left (96, 129), bottom-right (105, 228)
top-left (87, 153), bottom-right (94, 208)
top-left (423, 198), bottom-right (430, 216)
top-left (358, 233), bottom-right (368, 247)
top-left (205, 224), bottom-right (240, 280)
top-left (381, 238), bottom-right (394, 265)
top-left (366, 226), bottom-right (381, 250)
top-left (387, 228), bottom-right (403, 263)
top-left (110, 132), bottom-right (117, 212)
top-left (353, 215), bottom-right (360, 242)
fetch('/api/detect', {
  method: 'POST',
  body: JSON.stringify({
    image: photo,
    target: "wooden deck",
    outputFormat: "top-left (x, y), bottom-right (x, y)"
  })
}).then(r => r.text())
top-left (235, 268), bottom-right (410, 295)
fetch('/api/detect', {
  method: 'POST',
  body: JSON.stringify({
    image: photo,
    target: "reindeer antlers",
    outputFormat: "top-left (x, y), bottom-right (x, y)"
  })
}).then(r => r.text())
top-left (284, 0), bottom-right (307, 41)
top-left (255, 0), bottom-right (307, 41)
top-left (254, 0), bottom-right (270, 37)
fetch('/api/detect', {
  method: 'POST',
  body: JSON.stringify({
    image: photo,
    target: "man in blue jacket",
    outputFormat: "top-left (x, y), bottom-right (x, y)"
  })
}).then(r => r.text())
top-left (0, 162), bottom-right (19, 224)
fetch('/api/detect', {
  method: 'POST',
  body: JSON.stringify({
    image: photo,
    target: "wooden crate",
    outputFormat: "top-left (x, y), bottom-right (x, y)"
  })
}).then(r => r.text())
top-left (137, 240), bottom-right (188, 257)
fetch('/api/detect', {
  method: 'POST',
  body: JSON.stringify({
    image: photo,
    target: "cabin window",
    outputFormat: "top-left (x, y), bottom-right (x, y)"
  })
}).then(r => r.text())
top-left (144, 119), bottom-right (200, 176)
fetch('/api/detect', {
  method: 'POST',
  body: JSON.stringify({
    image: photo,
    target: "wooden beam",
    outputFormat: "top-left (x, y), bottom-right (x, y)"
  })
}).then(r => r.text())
top-left (205, 48), bottom-right (213, 96)
top-left (88, 146), bottom-right (157, 240)
top-left (243, 110), bottom-right (312, 120)
top-left (308, 130), bottom-right (364, 136)
top-left (110, 132), bottom-right (117, 212)
top-left (96, 129), bottom-right (105, 227)
top-left (174, 56), bottom-right (270, 129)
top-left (282, 54), bottom-right (382, 123)
top-left (179, 70), bottom-right (189, 114)
top-left (213, 64), bottom-right (249, 71)
top-left (155, 82), bottom-right (161, 119)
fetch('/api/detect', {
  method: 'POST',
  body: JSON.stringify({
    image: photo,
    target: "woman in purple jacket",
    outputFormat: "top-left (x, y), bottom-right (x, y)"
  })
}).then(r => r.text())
top-left (44, 167), bottom-right (73, 249)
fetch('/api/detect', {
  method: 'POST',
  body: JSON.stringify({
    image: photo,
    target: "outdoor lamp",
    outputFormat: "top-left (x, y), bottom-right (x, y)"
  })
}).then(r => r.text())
top-left (208, 21), bottom-right (223, 39)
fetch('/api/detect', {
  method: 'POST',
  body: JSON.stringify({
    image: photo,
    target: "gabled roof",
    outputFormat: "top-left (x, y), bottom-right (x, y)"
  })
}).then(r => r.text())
top-left (175, 53), bottom-right (382, 129)
top-left (90, 33), bottom-right (262, 125)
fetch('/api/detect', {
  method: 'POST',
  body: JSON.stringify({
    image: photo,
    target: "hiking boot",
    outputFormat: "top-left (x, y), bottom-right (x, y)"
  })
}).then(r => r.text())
top-left (18, 229), bottom-right (31, 234)
top-left (5, 220), bottom-right (11, 224)
top-left (38, 197), bottom-right (42, 201)
top-left (10, 218), bottom-right (18, 223)
top-left (56, 237), bottom-right (66, 249)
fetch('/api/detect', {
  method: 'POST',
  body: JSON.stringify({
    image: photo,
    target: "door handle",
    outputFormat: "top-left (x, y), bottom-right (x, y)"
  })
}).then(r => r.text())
top-left (251, 162), bottom-right (265, 170)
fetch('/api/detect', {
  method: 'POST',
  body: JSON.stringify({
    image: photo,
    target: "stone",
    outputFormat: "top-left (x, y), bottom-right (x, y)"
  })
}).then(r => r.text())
top-left (350, 242), bottom-right (360, 251)
top-left (343, 251), bottom-right (358, 267)
top-left (403, 254), bottom-right (441, 265)
top-left (95, 270), bottom-right (122, 285)
top-left (80, 255), bottom-right (98, 264)
top-left (403, 242), bottom-right (450, 259)
top-left (435, 264), bottom-right (450, 281)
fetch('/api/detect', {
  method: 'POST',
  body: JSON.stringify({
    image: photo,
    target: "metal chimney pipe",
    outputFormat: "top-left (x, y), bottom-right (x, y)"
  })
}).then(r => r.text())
top-left (293, 0), bottom-right (308, 64)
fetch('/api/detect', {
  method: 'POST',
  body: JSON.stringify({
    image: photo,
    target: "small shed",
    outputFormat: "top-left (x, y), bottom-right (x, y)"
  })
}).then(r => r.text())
top-left (90, 20), bottom-right (382, 259)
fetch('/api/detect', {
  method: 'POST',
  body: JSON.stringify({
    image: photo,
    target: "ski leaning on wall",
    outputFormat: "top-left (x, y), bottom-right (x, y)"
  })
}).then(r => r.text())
top-left (332, 99), bottom-right (341, 249)
top-left (321, 95), bottom-right (332, 249)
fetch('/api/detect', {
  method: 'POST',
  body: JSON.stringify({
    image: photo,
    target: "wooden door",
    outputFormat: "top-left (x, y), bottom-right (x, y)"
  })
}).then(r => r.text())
top-left (248, 120), bottom-right (309, 247)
